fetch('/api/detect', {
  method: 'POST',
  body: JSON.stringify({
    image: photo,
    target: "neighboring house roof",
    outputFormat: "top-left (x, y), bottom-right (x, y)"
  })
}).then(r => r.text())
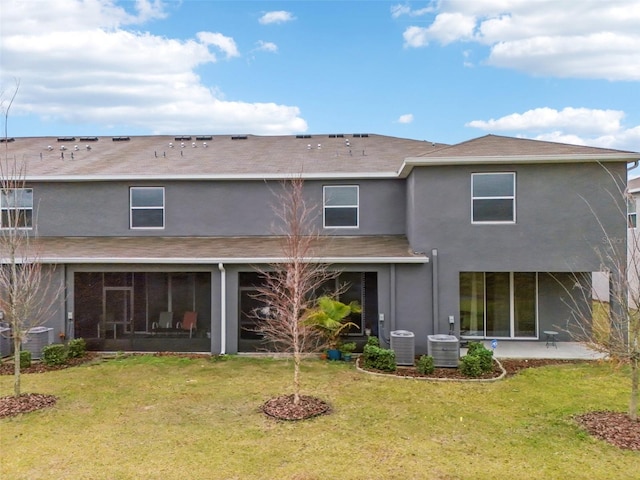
top-left (1, 134), bottom-right (447, 181)
top-left (628, 176), bottom-right (640, 193)
top-left (17, 236), bottom-right (428, 264)
top-left (400, 134), bottom-right (640, 176)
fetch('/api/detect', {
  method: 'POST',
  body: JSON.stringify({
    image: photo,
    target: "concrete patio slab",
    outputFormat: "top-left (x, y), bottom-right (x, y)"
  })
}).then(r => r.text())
top-left (473, 341), bottom-right (606, 360)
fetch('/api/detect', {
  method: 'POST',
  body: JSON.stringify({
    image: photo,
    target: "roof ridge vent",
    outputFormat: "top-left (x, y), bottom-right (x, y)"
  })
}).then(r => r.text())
top-left (296, 134), bottom-right (312, 139)
top-left (0, 137), bottom-right (15, 143)
top-left (57, 137), bottom-right (75, 142)
top-left (174, 136), bottom-right (192, 141)
top-left (112, 136), bottom-right (130, 141)
top-left (79, 136), bottom-right (99, 142)
top-left (231, 135), bottom-right (248, 140)
top-left (196, 135), bottom-right (212, 141)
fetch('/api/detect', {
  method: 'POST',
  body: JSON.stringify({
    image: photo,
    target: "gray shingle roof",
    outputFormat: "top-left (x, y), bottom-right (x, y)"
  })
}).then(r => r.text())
top-left (28, 235), bottom-right (427, 263)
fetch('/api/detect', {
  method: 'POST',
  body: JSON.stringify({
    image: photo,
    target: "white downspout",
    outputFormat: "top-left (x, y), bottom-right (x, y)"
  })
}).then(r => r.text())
top-left (218, 263), bottom-right (226, 354)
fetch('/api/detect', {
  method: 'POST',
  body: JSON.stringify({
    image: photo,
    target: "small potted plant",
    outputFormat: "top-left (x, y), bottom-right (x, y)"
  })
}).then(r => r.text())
top-left (339, 341), bottom-right (356, 361)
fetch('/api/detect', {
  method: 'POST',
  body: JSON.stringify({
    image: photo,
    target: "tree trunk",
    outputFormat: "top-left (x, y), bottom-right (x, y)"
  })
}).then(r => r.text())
top-left (630, 356), bottom-right (638, 420)
top-left (13, 337), bottom-right (21, 397)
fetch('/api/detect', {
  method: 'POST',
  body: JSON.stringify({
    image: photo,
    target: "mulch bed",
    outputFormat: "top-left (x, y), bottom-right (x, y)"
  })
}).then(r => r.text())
top-left (262, 394), bottom-right (332, 421)
top-left (574, 411), bottom-right (640, 451)
top-left (0, 393), bottom-right (58, 418)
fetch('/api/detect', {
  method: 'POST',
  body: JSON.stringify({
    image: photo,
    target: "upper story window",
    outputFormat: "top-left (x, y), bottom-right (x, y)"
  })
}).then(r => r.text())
top-left (323, 185), bottom-right (359, 228)
top-left (130, 187), bottom-right (164, 229)
top-left (0, 188), bottom-right (33, 229)
top-left (471, 173), bottom-right (516, 223)
top-left (628, 198), bottom-right (637, 228)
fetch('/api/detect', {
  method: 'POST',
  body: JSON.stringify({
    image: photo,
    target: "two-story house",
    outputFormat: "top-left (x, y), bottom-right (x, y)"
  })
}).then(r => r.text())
top-left (1, 133), bottom-right (637, 354)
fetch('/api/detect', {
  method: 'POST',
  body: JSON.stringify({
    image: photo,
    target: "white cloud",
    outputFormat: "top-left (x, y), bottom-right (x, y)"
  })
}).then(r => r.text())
top-left (0, 0), bottom-right (307, 135)
top-left (397, 114), bottom-right (414, 124)
top-left (196, 32), bottom-right (240, 59)
top-left (391, 4), bottom-right (434, 18)
top-left (401, 0), bottom-right (640, 80)
top-left (467, 107), bottom-right (640, 151)
top-left (259, 11), bottom-right (295, 25)
top-left (255, 41), bottom-right (278, 53)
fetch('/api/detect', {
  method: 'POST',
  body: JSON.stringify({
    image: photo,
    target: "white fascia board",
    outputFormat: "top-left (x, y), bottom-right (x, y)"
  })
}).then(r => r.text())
top-left (24, 172), bottom-right (399, 182)
top-left (26, 256), bottom-right (429, 264)
top-left (398, 154), bottom-right (640, 178)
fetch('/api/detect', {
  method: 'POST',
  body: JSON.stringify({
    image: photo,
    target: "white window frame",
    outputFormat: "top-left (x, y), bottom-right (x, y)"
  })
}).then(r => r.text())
top-left (130, 187), bottom-right (165, 229)
top-left (0, 188), bottom-right (33, 230)
top-left (471, 172), bottom-right (516, 224)
top-left (323, 185), bottom-right (359, 229)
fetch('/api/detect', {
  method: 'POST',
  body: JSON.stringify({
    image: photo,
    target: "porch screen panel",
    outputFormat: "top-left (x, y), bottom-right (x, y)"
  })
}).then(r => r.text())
top-left (486, 272), bottom-right (510, 337)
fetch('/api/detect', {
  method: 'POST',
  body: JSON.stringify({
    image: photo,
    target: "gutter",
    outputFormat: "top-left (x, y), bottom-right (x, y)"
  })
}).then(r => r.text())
top-left (13, 256), bottom-right (430, 265)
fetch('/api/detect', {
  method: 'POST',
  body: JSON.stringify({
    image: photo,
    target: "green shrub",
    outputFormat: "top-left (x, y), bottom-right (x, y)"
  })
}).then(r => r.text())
top-left (465, 342), bottom-right (493, 373)
top-left (20, 350), bottom-right (31, 369)
top-left (366, 336), bottom-right (380, 347)
top-left (67, 338), bottom-right (87, 358)
top-left (460, 354), bottom-right (483, 377)
top-left (42, 344), bottom-right (68, 366)
top-left (466, 341), bottom-right (485, 355)
top-left (416, 355), bottom-right (435, 375)
top-left (362, 344), bottom-right (396, 372)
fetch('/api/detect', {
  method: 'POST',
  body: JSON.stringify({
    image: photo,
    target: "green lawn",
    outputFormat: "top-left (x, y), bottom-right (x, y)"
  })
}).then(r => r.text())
top-left (1, 355), bottom-right (637, 479)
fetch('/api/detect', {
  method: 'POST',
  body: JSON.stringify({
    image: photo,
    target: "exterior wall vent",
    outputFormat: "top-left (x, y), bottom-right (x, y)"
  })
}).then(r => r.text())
top-left (112, 136), bottom-right (130, 141)
top-left (57, 137), bottom-right (76, 142)
top-left (427, 334), bottom-right (460, 367)
top-left (390, 330), bottom-right (415, 366)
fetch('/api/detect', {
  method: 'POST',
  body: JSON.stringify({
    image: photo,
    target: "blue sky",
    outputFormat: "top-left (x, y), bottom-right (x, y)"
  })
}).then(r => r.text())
top-left (1, 0), bottom-right (639, 151)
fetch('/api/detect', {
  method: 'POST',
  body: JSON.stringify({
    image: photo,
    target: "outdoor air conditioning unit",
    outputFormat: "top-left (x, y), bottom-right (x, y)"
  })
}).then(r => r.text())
top-left (428, 334), bottom-right (460, 367)
top-left (23, 327), bottom-right (54, 359)
top-left (390, 330), bottom-right (415, 366)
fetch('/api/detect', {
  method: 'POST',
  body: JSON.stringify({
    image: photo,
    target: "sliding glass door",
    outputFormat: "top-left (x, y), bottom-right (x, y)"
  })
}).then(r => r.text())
top-left (460, 272), bottom-right (537, 338)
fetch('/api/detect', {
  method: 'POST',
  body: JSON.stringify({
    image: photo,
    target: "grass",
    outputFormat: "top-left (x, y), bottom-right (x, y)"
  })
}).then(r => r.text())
top-left (1, 355), bottom-right (638, 480)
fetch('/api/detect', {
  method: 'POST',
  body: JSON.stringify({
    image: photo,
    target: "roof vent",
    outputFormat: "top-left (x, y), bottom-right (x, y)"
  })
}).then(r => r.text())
top-left (0, 137), bottom-right (15, 143)
top-left (47, 145), bottom-right (53, 151)
top-left (196, 135), bottom-right (212, 141)
top-left (296, 134), bottom-right (312, 139)
top-left (174, 136), bottom-right (191, 141)
top-left (203, 142), bottom-right (208, 147)
top-left (57, 137), bottom-right (75, 142)
top-left (353, 133), bottom-right (369, 138)
top-left (328, 134), bottom-right (344, 138)
top-left (231, 135), bottom-right (247, 140)
top-left (112, 136), bottom-right (130, 141)
top-left (60, 145), bottom-right (67, 150)
top-left (79, 136), bottom-right (99, 142)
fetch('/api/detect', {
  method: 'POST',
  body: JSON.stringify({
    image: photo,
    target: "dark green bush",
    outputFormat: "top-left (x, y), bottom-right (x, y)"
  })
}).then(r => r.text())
top-left (460, 354), bottom-right (483, 377)
top-left (67, 338), bottom-right (87, 358)
top-left (362, 344), bottom-right (396, 372)
top-left (416, 355), bottom-right (435, 375)
top-left (366, 336), bottom-right (380, 347)
top-left (20, 350), bottom-right (31, 369)
top-left (465, 342), bottom-right (493, 373)
top-left (42, 344), bottom-right (68, 366)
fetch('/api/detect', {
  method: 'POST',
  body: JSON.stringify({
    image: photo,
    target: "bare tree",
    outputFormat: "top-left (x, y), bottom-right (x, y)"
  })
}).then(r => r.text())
top-left (1, 81), bottom-right (60, 397)
top-left (252, 177), bottom-right (338, 406)
top-left (561, 175), bottom-right (639, 421)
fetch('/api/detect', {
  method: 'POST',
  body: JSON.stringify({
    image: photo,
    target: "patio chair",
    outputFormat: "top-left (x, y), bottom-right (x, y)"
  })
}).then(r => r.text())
top-left (152, 311), bottom-right (173, 332)
top-left (177, 311), bottom-right (197, 338)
